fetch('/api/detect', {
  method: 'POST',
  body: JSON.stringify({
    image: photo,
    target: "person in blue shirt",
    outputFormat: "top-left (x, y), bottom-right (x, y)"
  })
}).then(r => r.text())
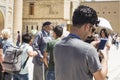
top-left (1, 29), bottom-right (13, 80)
top-left (32, 21), bottom-right (53, 80)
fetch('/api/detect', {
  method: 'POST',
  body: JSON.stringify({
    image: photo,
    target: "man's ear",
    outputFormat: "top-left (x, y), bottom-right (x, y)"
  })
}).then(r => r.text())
top-left (84, 23), bottom-right (90, 31)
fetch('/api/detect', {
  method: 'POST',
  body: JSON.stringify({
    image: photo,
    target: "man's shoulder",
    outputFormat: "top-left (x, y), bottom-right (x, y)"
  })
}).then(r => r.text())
top-left (48, 39), bottom-right (59, 45)
top-left (54, 40), bottom-right (62, 47)
top-left (35, 31), bottom-right (43, 38)
top-left (51, 39), bottom-right (59, 43)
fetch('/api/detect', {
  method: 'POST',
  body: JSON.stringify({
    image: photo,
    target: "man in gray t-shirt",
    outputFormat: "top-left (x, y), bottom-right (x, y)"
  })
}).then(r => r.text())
top-left (54, 5), bottom-right (108, 80)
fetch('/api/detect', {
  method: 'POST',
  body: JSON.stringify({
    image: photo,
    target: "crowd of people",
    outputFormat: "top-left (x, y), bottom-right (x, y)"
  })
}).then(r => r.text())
top-left (0, 5), bottom-right (120, 80)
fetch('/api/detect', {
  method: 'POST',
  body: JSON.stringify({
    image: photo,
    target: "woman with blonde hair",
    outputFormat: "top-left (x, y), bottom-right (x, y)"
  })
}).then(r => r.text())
top-left (1, 29), bottom-right (13, 53)
top-left (1, 29), bottom-right (11, 39)
top-left (1, 29), bottom-right (13, 80)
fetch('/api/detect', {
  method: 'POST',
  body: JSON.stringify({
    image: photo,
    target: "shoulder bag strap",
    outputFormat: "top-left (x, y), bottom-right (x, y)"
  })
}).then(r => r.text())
top-left (22, 56), bottom-right (29, 69)
top-left (21, 44), bottom-right (29, 69)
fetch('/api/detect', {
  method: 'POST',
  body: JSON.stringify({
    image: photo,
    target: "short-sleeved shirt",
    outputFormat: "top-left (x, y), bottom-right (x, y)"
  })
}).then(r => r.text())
top-left (19, 43), bottom-right (33, 74)
top-left (54, 35), bottom-right (102, 80)
top-left (45, 39), bottom-right (59, 71)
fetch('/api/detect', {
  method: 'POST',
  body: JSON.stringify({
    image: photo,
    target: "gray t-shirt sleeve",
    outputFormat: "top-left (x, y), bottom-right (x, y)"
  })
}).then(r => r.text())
top-left (86, 47), bottom-right (102, 74)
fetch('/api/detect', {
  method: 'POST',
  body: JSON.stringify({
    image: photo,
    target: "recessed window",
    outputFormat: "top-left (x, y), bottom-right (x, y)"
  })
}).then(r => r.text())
top-left (114, 11), bottom-right (116, 14)
top-left (29, 3), bottom-right (34, 15)
top-left (26, 26), bottom-right (28, 33)
top-left (37, 26), bottom-right (38, 30)
top-left (31, 25), bottom-right (33, 30)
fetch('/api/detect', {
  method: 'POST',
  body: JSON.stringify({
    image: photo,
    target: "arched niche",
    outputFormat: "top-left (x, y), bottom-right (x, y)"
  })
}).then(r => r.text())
top-left (0, 10), bottom-right (4, 31)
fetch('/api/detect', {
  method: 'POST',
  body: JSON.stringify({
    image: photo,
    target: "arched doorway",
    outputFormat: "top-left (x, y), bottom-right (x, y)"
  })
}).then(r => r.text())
top-left (0, 10), bottom-right (4, 31)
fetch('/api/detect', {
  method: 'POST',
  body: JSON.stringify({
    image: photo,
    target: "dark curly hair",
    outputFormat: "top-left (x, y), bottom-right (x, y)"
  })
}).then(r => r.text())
top-left (22, 33), bottom-right (32, 43)
top-left (53, 25), bottom-right (63, 37)
top-left (99, 28), bottom-right (108, 38)
top-left (72, 5), bottom-right (99, 27)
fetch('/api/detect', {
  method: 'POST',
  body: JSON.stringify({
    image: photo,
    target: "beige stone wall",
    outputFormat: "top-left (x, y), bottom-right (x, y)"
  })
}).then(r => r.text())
top-left (22, 19), bottom-right (67, 34)
top-left (23, 0), bottom-right (64, 34)
top-left (0, 0), bottom-right (14, 40)
top-left (23, 0), bottom-right (64, 19)
top-left (0, 10), bottom-right (4, 30)
top-left (2, 0), bottom-right (119, 43)
top-left (23, 0), bottom-right (80, 34)
top-left (81, 1), bottom-right (120, 33)
top-left (1, 0), bottom-right (14, 29)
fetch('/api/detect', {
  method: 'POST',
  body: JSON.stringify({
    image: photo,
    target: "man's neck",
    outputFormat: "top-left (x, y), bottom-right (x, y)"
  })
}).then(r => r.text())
top-left (70, 26), bottom-right (86, 41)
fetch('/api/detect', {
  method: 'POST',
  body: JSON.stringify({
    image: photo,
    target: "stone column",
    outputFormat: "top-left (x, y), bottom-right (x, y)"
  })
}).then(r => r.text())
top-left (13, 0), bottom-right (23, 45)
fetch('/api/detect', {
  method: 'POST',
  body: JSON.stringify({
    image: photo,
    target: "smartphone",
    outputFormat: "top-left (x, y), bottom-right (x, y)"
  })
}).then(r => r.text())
top-left (98, 38), bottom-right (108, 50)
